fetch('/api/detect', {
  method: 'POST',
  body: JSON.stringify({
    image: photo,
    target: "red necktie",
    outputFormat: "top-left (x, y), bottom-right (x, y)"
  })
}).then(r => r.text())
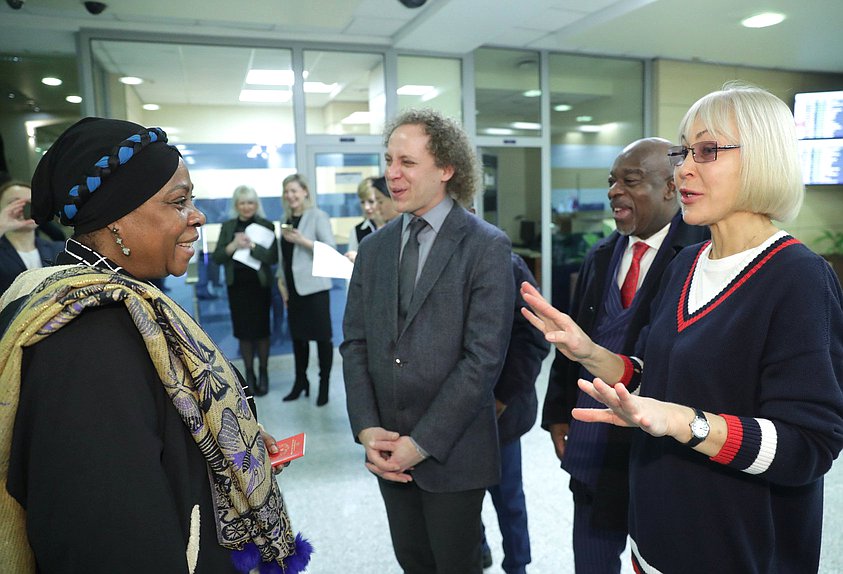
top-left (620, 241), bottom-right (649, 309)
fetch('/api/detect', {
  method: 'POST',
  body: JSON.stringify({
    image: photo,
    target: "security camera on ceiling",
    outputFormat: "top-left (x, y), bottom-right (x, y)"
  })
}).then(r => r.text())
top-left (398, 0), bottom-right (426, 7)
top-left (6, 0), bottom-right (25, 10)
top-left (83, 1), bottom-right (107, 15)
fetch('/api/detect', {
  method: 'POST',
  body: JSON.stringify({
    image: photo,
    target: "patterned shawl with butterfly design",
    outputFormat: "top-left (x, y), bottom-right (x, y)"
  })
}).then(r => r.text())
top-left (0, 264), bottom-right (302, 572)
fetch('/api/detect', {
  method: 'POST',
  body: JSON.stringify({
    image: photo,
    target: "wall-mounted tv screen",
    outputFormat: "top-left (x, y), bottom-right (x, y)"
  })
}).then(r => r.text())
top-left (799, 139), bottom-right (843, 185)
top-left (794, 90), bottom-right (843, 185)
top-left (795, 90), bottom-right (843, 139)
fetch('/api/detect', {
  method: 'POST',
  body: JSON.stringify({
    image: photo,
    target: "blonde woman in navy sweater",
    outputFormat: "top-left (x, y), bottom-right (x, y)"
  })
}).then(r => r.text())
top-left (522, 83), bottom-right (843, 573)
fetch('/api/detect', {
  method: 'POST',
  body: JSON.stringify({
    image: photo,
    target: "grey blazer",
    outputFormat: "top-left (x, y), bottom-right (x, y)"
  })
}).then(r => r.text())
top-left (341, 203), bottom-right (515, 493)
top-left (276, 207), bottom-right (335, 296)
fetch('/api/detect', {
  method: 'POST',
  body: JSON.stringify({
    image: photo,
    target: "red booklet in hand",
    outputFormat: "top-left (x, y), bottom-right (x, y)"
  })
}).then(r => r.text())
top-left (269, 432), bottom-right (306, 467)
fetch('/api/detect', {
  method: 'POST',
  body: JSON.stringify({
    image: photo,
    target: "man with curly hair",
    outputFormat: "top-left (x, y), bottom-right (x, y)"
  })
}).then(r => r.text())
top-left (342, 109), bottom-right (515, 573)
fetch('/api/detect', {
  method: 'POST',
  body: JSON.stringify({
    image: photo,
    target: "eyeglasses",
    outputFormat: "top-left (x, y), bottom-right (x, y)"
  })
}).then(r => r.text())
top-left (667, 141), bottom-right (741, 167)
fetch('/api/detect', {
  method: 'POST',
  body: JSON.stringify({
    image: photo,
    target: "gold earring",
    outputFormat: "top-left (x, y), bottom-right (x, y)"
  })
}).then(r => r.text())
top-left (110, 226), bottom-right (131, 256)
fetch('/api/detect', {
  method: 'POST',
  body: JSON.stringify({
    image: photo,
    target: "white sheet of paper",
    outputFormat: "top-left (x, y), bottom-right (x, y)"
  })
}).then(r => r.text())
top-left (232, 248), bottom-right (261, 271)
top-left (312, 241), bottom-right (354, 280)
top-left (244, 223), bottom-right (275, 248)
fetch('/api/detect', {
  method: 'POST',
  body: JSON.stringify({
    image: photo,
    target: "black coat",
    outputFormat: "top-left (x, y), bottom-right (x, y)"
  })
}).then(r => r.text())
top-left (6, 297), bottom-right (248, 572)
top-left (0, 234), bottom-right (63, 295)
top-left (494, 253), bottom-right (550, 444)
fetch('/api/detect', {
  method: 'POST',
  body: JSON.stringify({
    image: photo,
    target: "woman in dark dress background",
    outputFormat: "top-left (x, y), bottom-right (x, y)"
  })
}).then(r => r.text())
top-left (212, 185), bottom-right (277, 396)
top-left (276, 173), bottom-right (335, 406)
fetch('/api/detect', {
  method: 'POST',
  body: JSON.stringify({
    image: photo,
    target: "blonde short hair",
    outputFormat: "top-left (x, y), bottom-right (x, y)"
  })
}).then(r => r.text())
top-left (229, 184), bottom-right (265, 218)
top-left (356, 177), bottom-right (375, 201)
top-left (281, 173), bottom-right (315, 214)
top-left (677, 81), bottom-right (804, 222)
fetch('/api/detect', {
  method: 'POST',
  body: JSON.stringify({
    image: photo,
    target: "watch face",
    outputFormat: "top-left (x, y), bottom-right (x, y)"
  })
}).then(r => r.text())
top-left (691, 417), bottom-right (710, 438)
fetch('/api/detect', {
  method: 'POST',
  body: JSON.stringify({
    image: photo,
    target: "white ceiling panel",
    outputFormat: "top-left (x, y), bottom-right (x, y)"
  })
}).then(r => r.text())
top-left (0, 0), bottom-right (841, 117)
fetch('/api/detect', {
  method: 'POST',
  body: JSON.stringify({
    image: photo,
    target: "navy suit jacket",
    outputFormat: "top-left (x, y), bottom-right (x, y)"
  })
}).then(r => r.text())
top-left (0, 235), bottom-right (64, 295)
top-left (342, 202), bottom-right (515, 493)
top-left (541, 211), bottom-right (708, 528)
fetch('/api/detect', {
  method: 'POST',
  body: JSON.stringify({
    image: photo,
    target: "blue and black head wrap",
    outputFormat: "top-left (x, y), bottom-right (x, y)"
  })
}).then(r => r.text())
top-left (31, 117), bottom-right (181, 234)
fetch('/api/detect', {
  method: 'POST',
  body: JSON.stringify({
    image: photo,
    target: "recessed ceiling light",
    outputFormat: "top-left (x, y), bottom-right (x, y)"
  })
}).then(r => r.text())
top-left (41, 77), bottom-right (62, 86)
top-left (511, 122), bottom-right (541, 130)
top-left (119, 76), bottom-right (144, 85)
top-left (741, 12), bottom-right (785, 28)
top-left (65, 95), bottom-right (82, 104)
top-left (554, 104), bottom-right (572, 112)
top-left (579, 125), bottom-right (602, 133)
top-left (142, 104), bottom-right (160, 111)
top-left (576, 115), bottom-right (593, 122)
top-left (522, 89), bottom-right (541, 98)
top-left (486, 128), bottom-right (515, 136)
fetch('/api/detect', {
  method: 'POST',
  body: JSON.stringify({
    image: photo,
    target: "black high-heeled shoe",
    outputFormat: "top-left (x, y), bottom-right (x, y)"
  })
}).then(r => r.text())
top-left (245, 370), bottom-right (257, 395)
top-left (316, 377), bottom-right (329, 407)
top-left (254, 370), bottom-right (269, 397)
top-left (282, 378), bottom-right (310, 401)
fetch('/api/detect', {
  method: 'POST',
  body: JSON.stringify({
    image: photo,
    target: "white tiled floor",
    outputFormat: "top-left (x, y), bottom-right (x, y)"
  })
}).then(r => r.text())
top-left (247, 350), bottom-right (843, 574)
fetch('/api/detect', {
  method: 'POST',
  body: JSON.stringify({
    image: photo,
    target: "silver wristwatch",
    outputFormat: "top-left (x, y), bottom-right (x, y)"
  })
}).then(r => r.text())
top-left (686, 408), bottom-right (710, 448)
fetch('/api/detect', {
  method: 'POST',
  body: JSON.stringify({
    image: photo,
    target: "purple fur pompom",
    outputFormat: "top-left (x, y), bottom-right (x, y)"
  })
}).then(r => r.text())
top-left (259, 561), bottom-right (284, 574)
top-left (231, 542), bottom-right (261, 573)
top-left (282, 533), bottom-right (314, 574)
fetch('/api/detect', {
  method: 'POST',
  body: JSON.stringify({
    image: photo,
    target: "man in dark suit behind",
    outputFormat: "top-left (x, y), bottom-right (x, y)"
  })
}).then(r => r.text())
top-left (542, 138), bottom-right (709, 573)
top-left (342, 109), bottom-right (515, 574)
top-left (482, 252), bottom-right (550, 574)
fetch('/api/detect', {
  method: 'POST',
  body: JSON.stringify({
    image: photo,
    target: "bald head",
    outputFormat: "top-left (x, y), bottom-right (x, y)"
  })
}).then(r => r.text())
top-left (620, 137), bottom-right (674, 179)
top-left (608, 137), bottom-right (679, 239)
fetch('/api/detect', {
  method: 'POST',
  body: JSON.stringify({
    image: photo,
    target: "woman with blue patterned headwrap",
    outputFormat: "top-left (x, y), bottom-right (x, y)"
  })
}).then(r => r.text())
top-left (0, 117), bottom-right (311, 573)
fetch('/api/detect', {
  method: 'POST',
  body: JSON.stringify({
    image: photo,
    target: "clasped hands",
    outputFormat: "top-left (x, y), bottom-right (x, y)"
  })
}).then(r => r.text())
top-left (280, 226), bottom-right (306, 246)
top-left (232, 231), bottom-right (252, 250)
top-left (358, 426), bottom-right (426, 483)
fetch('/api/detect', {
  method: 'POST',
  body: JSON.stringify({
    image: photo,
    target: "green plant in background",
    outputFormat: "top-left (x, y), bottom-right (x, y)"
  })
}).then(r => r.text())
top-left (815, 230), bottom-right (843, 255)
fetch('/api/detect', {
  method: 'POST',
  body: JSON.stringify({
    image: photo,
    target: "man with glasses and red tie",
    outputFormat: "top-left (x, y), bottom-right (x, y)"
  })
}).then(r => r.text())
top-left (541, 137), bottom-right (708, 573)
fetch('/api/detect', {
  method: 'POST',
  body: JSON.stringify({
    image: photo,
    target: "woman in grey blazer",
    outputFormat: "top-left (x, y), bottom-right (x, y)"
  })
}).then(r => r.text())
top-left (276, 174), bottom-right (336, 406)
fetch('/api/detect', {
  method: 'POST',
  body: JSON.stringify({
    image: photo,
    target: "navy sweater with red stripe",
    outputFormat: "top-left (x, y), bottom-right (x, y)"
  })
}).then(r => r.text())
top-left (627, 236), bottom-right (843, 573)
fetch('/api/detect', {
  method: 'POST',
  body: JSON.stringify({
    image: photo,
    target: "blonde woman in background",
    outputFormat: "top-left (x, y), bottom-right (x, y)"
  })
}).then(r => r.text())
top-left (277, 173), bottom-right (336, 406)
top-left (212, 185), bottom-right (278, 396)
top-left (371, 175), bottom-right (399, 224)
top-left (345, 176), bottom-right (381, 264)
